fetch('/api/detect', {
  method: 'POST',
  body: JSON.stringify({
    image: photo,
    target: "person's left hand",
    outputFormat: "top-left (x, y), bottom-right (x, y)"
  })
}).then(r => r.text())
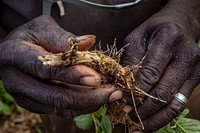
top-left (122, 2), bottom-right (200, 132)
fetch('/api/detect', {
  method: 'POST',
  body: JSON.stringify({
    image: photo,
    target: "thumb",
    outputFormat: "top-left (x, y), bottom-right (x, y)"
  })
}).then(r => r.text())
top-left (76, 35), bottom-right (96, 51)
top-left (11, 15), bottom-right (96, 53)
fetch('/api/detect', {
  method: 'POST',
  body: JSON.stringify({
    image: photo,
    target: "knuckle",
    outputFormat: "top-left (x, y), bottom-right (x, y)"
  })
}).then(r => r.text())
top-left (7, 15), bottom-right (56, 41)
top-left (34, 59), bottom-right (51, 79)
top-left (159, 22), bottom-right (183, 37)
top-left (55, 108), bottom-right (79, 118)
top-left (138, 65), bottom-right (161, 89)
top-left (87, 90), bottom-right (107, 111)
top-left (46, 90), bottom-right (67, 109)
top-left (49, 66), bottom-right (69, 82)
top-left (143, 102), bottom-right (184, 132)
top-left (166, 101), bottom-right (185, 119)
top-left (123, 37), bottom-right (146, 65)
top-left (178, 42), bottom-right (200, 67)
top-left (60, 66), bottom-right (82, 84)
top-left (124, 34), bottom-right (137, 44)
top-left (4, 85), bottom-right (13, 94)
top-left (50, 89), bottom-right (85, 110)
top-left (87, 93), bottom-right (101, 109)
top-left (151, 85), bottom-right (174, 103)
top-left (124, 33), bottom-right (145, 49)
top-left (29, 15), bottom-right (54, 27)
top-left (153, 22), bottom-right (185, 49)
top-left (3, 80), bottom-right (15, 94)
top-left (189, 45), bottom-right (200, 61)
top-left (61, 110), bottom-right (75, 118)
top-left (144, 119), bottom-right (164, 132)
top-left (53, 32), bottom-right (71, 52)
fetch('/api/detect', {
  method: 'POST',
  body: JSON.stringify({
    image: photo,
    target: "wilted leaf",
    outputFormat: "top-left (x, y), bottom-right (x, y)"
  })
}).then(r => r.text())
top-left (74, 114), bottom-right (93, 130)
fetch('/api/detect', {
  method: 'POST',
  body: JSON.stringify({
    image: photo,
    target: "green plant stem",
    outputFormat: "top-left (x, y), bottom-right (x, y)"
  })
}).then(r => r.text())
top-left (92, 113), bottom-right (99, 133)
top-left (173, 119), bottom-right (188, 133)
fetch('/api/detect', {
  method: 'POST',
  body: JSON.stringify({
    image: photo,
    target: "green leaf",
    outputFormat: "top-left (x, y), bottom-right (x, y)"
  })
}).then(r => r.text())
top-left (175, 118), bottom-right (200, 133)
top-left (15, 104), bottom-right (24, 113)
top-left (0, 80), bottom-right (15, 103)
top-left (37, 128), bottom-right (43, 133)
top-left (0, 101), bottom-right (12, 115)
top-left (154, 124), bottom-right (175, 133)
top-left (177, 109), bottom-right (189, 119)
top-left (93, 105), bottom-right (107, 118)
top-left (198, 40), bottom-right (200, 48)
top-left (92, 113), bottom-right (101, 133)
top-left (0, 80), bottom-right (4, 89)
top-left (3, 93), bottom-right (15, 103)
top-left (74, 114), bottom-right (93, 130)
top-left (100, 115), bottom-right (112, 133)
top-left (153, 109), bottom-right (198, 133)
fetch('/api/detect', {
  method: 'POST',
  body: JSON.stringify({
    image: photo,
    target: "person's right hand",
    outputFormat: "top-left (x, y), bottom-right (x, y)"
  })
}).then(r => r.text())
top-left (0, 15), bottom-right (122, 117)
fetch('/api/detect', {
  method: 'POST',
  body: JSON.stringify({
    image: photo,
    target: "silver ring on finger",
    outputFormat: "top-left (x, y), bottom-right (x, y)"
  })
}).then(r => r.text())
top-left (174, 92), bottom-right (188, 105)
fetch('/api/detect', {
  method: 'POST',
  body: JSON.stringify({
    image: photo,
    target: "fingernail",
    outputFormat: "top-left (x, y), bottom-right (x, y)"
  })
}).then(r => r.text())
top-left (76, 35), bottom-right (96, 42)
top-left (80, 76), bottom-right (101, 86)
top-left (109, 90), bottom-right (123, 102)
top-left (76, 35), bottom-right (96, 50)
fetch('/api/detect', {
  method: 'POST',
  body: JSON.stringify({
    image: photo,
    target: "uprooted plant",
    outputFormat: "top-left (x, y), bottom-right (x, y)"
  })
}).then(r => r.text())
top-left (38, 36), bottom-right (166, 132)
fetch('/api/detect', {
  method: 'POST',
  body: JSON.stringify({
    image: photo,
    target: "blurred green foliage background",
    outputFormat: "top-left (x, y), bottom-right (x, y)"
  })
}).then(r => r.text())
top-left (0, 80), bottom-right (22, 116)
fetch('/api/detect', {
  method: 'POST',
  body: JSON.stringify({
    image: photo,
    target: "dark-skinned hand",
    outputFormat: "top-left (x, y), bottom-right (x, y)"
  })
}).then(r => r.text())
top-left (0, 15), bottom-right (122, 118)
top-left (122, 0), bottom-right (200, 132)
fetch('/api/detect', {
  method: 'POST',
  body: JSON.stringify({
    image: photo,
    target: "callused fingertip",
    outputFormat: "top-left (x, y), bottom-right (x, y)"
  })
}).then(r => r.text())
top-left (76, 35), bottom-right (96, 50)
top-left (109, 90), bottom-right (123, 102)
top-left (80, 76), bottom-right (101, 87)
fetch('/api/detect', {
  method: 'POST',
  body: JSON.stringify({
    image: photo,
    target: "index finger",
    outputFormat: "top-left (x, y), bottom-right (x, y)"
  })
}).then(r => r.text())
top-left (1, 67), bottom-right (118, 110)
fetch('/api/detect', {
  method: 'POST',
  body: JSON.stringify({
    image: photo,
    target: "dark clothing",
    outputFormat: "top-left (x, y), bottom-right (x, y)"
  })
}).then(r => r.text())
top-left (0, 0), bottom-right (164, 132)
top-left (0, 0), bottom-right (163, 48)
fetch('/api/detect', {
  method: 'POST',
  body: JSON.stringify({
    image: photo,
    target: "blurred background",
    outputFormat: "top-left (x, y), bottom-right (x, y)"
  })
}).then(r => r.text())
top-left (0, 80), bottom-right (43, 133)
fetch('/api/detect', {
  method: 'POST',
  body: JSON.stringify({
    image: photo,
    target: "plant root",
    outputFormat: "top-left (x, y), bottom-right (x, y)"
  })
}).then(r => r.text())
top-left (38, 36), bottom-right (166, 130)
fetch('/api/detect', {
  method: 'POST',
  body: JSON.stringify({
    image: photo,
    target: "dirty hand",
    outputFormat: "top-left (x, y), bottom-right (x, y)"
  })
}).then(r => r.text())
top-left (0, 15), bottom-right (122, 117)
top-left (122, 1), bottom-right (200, 132)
